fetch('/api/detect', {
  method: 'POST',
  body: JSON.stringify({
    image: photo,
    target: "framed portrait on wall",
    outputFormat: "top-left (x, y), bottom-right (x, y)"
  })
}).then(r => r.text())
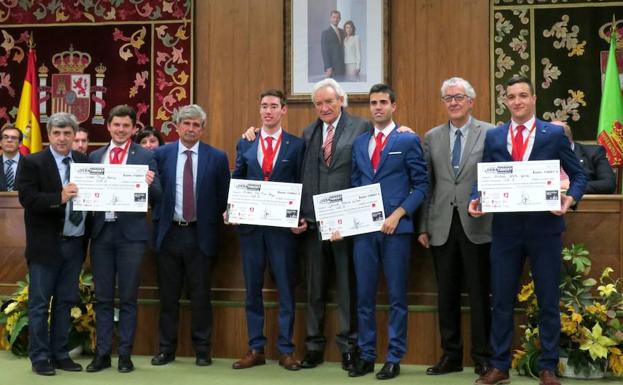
top-left (285, 0), bottom-right (390, 102)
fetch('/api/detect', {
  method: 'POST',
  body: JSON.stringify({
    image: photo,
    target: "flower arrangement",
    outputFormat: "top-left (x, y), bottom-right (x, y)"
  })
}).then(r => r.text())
top-left (0, 271), bottom-right (96, 357)
top-left (512, 244), bottom-right (623, 378)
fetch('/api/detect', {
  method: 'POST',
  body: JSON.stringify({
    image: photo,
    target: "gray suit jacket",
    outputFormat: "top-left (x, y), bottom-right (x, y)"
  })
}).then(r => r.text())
top-left (300, 109), bottom-right (370, 220)
top-left (417, 117), bottom-right (493, 246)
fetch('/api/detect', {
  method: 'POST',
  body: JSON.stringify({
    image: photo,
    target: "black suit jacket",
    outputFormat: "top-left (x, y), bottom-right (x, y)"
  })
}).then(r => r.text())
top-left (17, 148), bottom-right (90, 264)
top-left (0, 154), bottom-right (22, 191)
top-left (574, 142), bottom-right (616, 194)
top-left (321, 26), bottom-right (345, 75)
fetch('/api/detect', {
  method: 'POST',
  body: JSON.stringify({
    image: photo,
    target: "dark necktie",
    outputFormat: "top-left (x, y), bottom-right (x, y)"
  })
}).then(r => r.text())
top-left (262, 136), bottom-right (274, 180)
top-left (5, 159), bottom-right (15, 191)
top-left (323, 125), bottom-right (334, 166)
top-left (183, 150), bottom-right (195, 222)
top-left (452, 130), bottom-right (462, 175)
top-left (62, 157), bottom-right (83, 226)
top-left (371, 132), bottom-right (383, 172)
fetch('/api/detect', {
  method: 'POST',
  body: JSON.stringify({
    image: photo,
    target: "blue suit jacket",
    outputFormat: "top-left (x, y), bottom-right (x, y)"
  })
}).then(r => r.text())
top-left (232, 130), bottom-right (304, 233)
top-left (351, 128), bottom-right (428, 234)
top-left (153, 141), bottom-right (230, 256)
top-left (89, 142), bottom-right (161, 242)
top-left (473, 119), bottom-right (587, 236)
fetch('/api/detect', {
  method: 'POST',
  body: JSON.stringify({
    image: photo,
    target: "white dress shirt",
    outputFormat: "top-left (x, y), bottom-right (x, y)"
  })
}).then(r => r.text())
top-left (368, 121), bottom-right (396, 158)
top-left (507, 116), bottom-right (536, 161)
top-left (257, 127), bottom-right (282, 166)
top-left (174, 140), bottom-right (199, 221)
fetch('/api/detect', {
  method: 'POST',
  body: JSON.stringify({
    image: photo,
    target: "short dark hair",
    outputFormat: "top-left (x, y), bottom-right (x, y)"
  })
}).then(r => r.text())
top-left (1, 125), bottom-right (23, 142)
top-left (76, 126), bottom-right (89, 137)
top-left (135, 126), bottom-right (165, 146)
top-left (260, 89), bottom-right (288, 107)
top-left (107, 104), bottom-right (137, 126)
top-left (330, 10), bottom-right (341, 17)
top-left (369, 83), bottom-right (396, 103)
top-left (504, 75), bottom-right (534, 95)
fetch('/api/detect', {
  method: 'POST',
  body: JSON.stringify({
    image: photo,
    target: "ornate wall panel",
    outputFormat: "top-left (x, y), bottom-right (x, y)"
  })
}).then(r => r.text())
top-left (0, 1), bottom-right (192, 144)
top-left (492, 0), bottom-right (623, 140)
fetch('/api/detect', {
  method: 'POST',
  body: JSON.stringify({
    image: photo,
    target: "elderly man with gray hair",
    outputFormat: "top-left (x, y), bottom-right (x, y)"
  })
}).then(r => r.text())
top-left (416, 77), bottom-right (493, 376)
top-left (17, 112), bottom-right (89, 375)
top-left (150, 104), bottom-right (230, 368)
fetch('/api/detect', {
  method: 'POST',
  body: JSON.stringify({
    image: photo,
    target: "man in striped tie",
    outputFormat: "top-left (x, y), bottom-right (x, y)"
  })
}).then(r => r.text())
top-left (0, 125), bottom-right (23, 191)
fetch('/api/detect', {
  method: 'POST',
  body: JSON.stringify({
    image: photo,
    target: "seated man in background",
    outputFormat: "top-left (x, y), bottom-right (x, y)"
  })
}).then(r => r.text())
top-left (72, 127), bottom-right (89, 154)
top-left (0, 124), bottom-right (23, 191)
top-left (554, 121), bottom-right (616, 194)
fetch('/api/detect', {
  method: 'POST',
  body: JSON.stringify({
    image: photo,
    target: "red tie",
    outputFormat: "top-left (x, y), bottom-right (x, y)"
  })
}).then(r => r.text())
top-left (183, 150), bottom-right (194, 222)
top-left (371, 132), bottom-right (383, 171)
top-left (512, 125), bottom-right (526, 161)
top-left (110, 147), bottom-right (123, 164)
top-left (262, 136), bottom-right (274, 180)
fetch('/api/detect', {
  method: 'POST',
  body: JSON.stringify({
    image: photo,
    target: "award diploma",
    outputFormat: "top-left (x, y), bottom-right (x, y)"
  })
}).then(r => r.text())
top-left (312, 184), bottom-right (385, 241)
top-left (226, 179), bottom-right (302, 228)
top-left (477, 160), bottom-right (561, 212)
top-left (70, 164), bottom-right (149, 212)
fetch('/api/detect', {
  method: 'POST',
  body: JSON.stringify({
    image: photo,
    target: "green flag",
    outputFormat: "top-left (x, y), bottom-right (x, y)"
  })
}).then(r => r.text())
top-left (597, 26), bottom-right (623, 166)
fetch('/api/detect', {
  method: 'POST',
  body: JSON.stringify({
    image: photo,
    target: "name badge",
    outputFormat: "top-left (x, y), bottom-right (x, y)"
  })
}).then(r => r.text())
top-left (105, 211), bottom-right (117, 222)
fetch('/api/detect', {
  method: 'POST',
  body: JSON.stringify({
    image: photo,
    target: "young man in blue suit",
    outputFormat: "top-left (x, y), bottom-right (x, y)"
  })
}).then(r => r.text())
top-left (229, 89), bottom-right (306, 371)
top-left (151, 104), bottom-right (230, 368)
top-left (87, 105), bottom-right (161, 373)
top-left (346, 83), bottom-right (428, 379)
top-left (469, 75), bottom-right (587, 385)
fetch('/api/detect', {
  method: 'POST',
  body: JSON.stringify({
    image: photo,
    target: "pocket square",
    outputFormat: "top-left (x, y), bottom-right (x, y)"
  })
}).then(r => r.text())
top-left (281, 159), bottom-right (290, 162)
top-left (388, 151), bottom-right (402, 155)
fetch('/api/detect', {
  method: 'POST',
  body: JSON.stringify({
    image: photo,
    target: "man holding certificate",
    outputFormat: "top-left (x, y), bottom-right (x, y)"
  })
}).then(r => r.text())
top-left (468, 75), bottom-right (586, 385)
top-left (347, 84), bottom-right (428, 379)
top-left (87, 105), bottom-right (161, 373)
top-left (229, 89), bottom-right (306, 371)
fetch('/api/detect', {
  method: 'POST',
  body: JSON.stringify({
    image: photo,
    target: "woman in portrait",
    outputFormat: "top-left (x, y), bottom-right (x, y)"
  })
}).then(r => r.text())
top-left (343, 20), bottom-right (361, 81)
top-left (135, 126), bottom-right (165, 151)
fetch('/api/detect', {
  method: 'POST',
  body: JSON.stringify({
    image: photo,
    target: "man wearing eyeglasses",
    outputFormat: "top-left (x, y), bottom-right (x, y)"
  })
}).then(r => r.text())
top-left (0, 125), bottom-right (23, 191)
top-left (416, 77), bottom-right (493, 376)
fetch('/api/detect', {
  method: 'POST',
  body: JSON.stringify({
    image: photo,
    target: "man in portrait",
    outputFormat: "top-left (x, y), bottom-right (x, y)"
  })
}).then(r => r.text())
top-left (321, 10), bottom-right (346, 79)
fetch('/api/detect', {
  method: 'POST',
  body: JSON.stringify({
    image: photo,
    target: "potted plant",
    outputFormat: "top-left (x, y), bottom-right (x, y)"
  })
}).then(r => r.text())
top-left (0, 270), bottom-right (96, 357)
top-left (512, 244), bottom-right (623, 378)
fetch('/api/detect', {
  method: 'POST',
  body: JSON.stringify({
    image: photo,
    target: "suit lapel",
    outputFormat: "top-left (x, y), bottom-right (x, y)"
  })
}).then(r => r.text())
top-left (457, 120), bottom-right (481, 176)
top-left (196, 143), bottom-right (206, 193)
top-left (358, 130), bottom-right (374, 179)
top-left (44, 148), bottom-right (63, 191)
top-left (529, 120), bottom-right (546, 160)
top-left (270, 131), bottom-right (292, 180)
top-left (438, 124), bottom-right (455, 177)
top-left (245, 136), bottom-right (263, 176)
top-left (329, 112), bottom-right (347, 168)
top-left (125, 142), bottom-right (139, 164)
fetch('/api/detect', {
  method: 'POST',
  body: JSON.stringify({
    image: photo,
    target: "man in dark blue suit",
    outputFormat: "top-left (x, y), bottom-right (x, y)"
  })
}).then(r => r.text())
top-left (321, 10), bottom-right (345, 79)
top-left (469, 75), bottom-right (587, 385)
top-left (86, 105), bottom-right (161, 373)
top-left (346, 84), bottom-right (428, 379)
top-left (17, 112), bottom-right (88, 375)
top-left (150, 104), bottom-right (230, 367)
top-left (230, 89), bottom-right (306, 371)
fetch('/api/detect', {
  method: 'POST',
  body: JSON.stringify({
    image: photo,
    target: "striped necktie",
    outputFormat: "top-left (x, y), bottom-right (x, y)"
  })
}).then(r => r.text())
top-left (5, 159), bottom-right (15, 191)
top-left (323, 124), bottom-right (334, 166)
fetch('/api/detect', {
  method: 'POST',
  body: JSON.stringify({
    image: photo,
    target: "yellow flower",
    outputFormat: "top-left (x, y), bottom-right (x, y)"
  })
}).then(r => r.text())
top-left (512, 349), bottom-right (526, 369)
top-left (70, 307), bottom-right (82, 319)
top-left (518, 282), bottom-right (534, 302)
top-left (571, 312), bottom-right (583, 323)
top-left (561, 314), bottom-right (577, 335)
top-left (608, 347), bottom-right (623, 376)
top-left (601, 267), bottom-right (614, 280)
top-left (579, 324), bottom-right (616, 360)
top-left (598, 284), bottom-right (617, 297)
top-left (3, 301), bottom-right (18, 315)
top-left (5, 313), bottom-right (18, 333)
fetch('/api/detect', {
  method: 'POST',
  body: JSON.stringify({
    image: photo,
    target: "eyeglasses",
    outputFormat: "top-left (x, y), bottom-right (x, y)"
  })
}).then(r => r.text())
top-left (441, 94), bottom-right (469, 103)
top-left (1, 135), bottom-right (20, 141)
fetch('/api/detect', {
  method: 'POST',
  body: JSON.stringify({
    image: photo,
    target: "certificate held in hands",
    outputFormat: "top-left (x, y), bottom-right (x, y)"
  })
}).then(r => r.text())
top-left (71, 163), bottom-right (149, 212)
top-left (477, 159), bottom-right (561, 212)
top-left (227, 179), bottom-right (302, 228)
top-left (313, 184), bottom-right (385, 241)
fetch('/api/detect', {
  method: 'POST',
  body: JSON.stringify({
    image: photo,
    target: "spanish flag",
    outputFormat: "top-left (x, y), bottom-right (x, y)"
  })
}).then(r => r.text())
top-left (15, 43), bottom-right (42, 154)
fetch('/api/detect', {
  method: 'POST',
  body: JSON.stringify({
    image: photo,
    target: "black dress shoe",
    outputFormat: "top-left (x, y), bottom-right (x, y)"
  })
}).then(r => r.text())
top-left (195, 352), bottom-right (212, 366)
top-left (32, 360), bottom-right (55, 376)
top-left (53, 358), bottom-right (83, 371)
top-left (426, 356), bottom-right (463, 375)
top-left (376, 362), bottom-right (400, 380)
top-left (474, 361), bottom-right (491, 376)
top-left (151, 351), bottom-right (175, 366)
top-left (86, 354), bottom-right (111, 372)
top-left (342, 351), bottom-right (357, 371)
top-left (300, 350), bottom-right (324, 369)
top-left (348, 359), bottom-right (375, 377)
top-left (118, 355), bottom-right (134, 373)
